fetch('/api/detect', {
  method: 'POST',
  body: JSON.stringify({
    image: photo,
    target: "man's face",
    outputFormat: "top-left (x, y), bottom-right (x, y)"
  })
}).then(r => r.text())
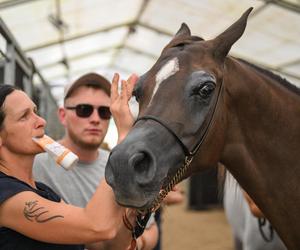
top-left (0, 90), bottom-right (46, 155)
top-left (62, 86), bottom-right (111, 149)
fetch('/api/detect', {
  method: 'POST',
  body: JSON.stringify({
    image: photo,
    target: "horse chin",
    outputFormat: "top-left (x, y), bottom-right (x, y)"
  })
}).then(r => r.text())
top-left (114, 192), bottom-right (157, 210)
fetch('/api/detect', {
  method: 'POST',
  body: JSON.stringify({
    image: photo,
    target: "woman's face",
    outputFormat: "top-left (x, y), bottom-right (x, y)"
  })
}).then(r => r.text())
top-left (0, 90), bottom-right (46, 155)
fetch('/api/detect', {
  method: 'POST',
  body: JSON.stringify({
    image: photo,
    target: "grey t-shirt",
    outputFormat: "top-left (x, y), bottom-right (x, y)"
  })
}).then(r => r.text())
top-left (33, 149), bottom-right (109, 207)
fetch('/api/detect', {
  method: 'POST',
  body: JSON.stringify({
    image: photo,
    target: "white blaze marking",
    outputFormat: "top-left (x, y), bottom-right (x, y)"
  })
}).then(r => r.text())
top-left (149, 57), bottom-right (179, 106)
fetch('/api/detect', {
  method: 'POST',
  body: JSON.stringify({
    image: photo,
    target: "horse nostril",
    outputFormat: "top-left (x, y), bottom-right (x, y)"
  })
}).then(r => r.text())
top-left (129, 151), bottom-right (155, 185)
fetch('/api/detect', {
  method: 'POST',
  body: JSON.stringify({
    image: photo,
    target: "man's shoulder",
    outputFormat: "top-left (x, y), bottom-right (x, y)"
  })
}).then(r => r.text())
top-left (34, 152), bottom-right (49, 161)
top-left (99, 148), bottom-right (110, 157)
top-left (33, 152), bottom-right (51, 167)
top-left (33, 152), bottom-right (57, 174)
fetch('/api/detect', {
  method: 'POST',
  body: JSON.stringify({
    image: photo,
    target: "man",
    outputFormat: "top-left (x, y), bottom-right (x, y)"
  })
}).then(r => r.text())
top-left (33, 72), bottom-right (158, 250)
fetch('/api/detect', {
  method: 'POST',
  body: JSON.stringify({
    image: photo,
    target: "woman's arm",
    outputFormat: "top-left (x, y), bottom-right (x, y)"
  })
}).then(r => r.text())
top-left (0, 180), bottom-right (132, 244)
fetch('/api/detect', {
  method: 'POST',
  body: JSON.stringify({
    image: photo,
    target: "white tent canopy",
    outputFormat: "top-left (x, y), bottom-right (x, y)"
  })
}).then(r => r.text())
top-left (1, 0), bottom-right (299, 100)
top-left (0, 0), bottom-right (299, 147)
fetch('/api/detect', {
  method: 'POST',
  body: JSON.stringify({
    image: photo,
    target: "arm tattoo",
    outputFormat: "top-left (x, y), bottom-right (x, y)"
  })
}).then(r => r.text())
top-left (23, 200), bottom-right (64, 223)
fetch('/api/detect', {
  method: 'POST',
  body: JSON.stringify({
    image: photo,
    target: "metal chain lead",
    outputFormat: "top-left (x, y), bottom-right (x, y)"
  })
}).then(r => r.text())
top-left (138, 155), bottom-right (193, 214)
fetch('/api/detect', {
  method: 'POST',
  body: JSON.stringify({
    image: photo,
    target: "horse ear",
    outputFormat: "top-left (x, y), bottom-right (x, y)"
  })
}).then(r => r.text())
top-left (174, 23), bottom-right (191, 39)
top-left (212, 7), bottom-right (253, 61)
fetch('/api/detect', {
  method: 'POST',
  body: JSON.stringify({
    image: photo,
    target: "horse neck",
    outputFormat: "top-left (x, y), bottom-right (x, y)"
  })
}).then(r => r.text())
top-left (222, 57), bottom-right (300, 170)
top-left (220, 57), bottom-right (300, 248)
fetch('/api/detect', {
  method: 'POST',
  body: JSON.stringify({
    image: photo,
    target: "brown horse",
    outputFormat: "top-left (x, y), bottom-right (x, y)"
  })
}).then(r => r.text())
top-left (105, 8), bottom-right (300, 249)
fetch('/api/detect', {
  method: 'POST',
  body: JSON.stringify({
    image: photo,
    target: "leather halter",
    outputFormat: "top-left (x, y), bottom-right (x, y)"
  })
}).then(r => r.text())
top-left (134, 79), bottom-right (223, 158)
top-left (133, 78), bottom-right (224, 214)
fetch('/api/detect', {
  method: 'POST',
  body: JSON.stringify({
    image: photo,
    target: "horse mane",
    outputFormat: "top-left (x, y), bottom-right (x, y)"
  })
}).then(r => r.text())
top-left (238, 58), bottom-right (300, 95)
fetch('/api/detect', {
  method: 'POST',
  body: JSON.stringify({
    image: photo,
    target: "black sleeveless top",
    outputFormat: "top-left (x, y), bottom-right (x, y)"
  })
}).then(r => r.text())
top-left (0, 172), bottom-right (84, 250)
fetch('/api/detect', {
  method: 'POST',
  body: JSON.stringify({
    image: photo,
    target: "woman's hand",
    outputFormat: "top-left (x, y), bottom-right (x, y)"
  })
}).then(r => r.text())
top-left (163, 184), bottom-right (184, 205)
top-left (110, 73), bottom-right (138, 144)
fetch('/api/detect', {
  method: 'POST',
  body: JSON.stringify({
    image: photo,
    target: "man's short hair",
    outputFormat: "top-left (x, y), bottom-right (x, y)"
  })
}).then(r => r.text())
top-left (64, 73), bottom-right (111, 100)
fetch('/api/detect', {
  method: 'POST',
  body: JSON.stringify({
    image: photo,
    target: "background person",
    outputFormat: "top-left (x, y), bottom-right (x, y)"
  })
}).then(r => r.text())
top-left (33, 72), bottom-right (158, 250)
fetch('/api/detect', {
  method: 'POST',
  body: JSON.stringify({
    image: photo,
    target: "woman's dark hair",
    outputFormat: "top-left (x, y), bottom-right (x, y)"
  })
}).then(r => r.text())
top-left (0, 85), bottom-right (18, 130)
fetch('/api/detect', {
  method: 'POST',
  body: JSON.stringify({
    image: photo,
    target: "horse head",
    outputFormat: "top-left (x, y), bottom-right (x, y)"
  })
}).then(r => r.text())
top-left (105, 8), bottom-right (253, 210)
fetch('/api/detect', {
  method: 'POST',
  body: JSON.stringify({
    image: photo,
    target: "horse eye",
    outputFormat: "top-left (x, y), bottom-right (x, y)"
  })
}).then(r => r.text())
top-left (199, 84), bottom-right (215, 97)
top-left (192, 82), bottom-right (215, 98)
top-left (199, 83), bottom-right (215, 97)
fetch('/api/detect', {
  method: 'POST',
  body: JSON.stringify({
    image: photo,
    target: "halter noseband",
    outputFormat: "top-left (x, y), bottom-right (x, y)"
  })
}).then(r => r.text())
top-left (135, 115), bottom-right (191, 156)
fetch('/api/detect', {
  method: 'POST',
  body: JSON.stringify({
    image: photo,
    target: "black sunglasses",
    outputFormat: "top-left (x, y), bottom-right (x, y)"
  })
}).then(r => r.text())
top-left (65, 104), bottom-right (111, 120)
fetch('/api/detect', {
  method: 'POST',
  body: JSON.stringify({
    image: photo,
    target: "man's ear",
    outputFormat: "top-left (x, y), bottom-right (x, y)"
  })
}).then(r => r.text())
top-left (58, 107), bottom-right (67, 127)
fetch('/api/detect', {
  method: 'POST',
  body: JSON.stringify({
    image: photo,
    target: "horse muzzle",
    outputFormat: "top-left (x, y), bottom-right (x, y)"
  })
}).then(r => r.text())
top-left (105, 139), bottom-right (161, 208)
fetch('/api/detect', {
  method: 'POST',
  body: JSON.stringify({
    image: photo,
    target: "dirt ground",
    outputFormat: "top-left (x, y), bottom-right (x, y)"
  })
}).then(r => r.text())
top-left (160, 181), bottom-right (234, 250)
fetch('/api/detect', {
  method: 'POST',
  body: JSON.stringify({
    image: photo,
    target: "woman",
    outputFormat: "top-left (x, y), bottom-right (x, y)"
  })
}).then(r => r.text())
top-left (0, 75), bottom-right (136, 250)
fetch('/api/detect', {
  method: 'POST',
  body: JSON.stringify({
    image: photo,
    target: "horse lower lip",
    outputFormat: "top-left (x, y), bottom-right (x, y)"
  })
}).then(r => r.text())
top-left (115, 192), bottom-right (151, 209)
